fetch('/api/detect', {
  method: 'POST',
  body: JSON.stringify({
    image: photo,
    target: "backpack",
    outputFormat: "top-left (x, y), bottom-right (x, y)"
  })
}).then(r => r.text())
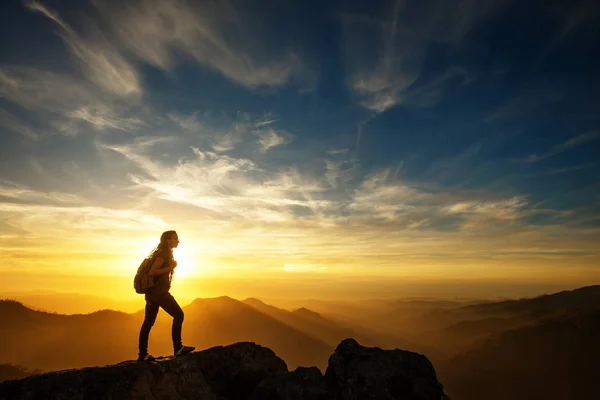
top-left (133, 256), bottom-right (156, 294)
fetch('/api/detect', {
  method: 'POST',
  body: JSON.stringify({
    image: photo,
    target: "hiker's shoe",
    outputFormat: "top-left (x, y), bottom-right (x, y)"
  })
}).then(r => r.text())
top-left (137, 354), bottom-right (156, 361)
top-left (175, 345), bottom-right (195, 356)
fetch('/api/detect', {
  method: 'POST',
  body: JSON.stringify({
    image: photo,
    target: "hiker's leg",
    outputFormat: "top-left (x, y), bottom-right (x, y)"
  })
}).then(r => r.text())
top-left (157, 292), bottom-right (185, 352)
top-left (138, 299), bottom-right (160, 356)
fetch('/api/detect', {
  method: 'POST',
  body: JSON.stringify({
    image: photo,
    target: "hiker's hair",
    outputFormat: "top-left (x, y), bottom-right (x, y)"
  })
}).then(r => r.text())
top-left (149, 230), bottom-right (177, 281)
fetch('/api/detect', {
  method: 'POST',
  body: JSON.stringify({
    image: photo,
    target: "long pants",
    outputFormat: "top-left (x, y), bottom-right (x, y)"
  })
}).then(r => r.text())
top-left (138, 291), bottom-right (184, 355)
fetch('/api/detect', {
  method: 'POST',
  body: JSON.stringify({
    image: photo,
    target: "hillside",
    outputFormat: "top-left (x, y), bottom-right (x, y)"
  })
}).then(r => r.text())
top-left (0, 292), bottom-right (142, 314)
top-left (461, 285), bottom-right (600, 317)
top-left (242, 298), bottom-right (438, 358)
top-left (440, 309), bottom-right (600, 400)
top-left (0, 297), bottom-right (332, 372)
top-left (2, 286), bottom-right (599, 400)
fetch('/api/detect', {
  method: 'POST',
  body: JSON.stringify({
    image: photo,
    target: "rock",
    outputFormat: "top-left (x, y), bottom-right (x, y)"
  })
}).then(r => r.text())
top-left (0, 342), bottom-right (287, 400)
top-left (0, 339), bottom-right (449, 400)
top-left (252, 366), bottom-right (329, 400)
top-left (325, 338), bottom-right (449, 400)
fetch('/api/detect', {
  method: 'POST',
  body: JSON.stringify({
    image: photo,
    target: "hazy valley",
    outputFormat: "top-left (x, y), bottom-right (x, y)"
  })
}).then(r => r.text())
top-left (1, 286), bottom-right (599, 400)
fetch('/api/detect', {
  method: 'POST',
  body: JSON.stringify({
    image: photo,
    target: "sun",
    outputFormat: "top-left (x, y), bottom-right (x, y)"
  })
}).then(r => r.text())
top-left (173, 245), bottom-right (195, 277)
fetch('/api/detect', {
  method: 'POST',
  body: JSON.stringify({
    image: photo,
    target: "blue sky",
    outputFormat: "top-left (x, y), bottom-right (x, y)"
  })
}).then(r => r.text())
top-left (0, 0), bottom-right (599, 298)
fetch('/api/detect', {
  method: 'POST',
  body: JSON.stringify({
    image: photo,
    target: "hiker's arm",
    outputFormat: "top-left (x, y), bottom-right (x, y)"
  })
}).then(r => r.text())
top-left (149, 257), bottom-right (175, 276)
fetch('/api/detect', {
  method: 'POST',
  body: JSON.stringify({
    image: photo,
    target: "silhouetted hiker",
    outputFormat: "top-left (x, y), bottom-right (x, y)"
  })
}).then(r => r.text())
top-left (138, 230), bottom-right (195, 361)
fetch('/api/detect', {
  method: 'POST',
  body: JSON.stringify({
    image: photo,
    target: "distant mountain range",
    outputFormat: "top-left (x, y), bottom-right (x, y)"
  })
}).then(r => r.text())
top-left (1, 285), bottom-right (599, 400)
top-left (0, 291), bottom-right (143, 314)
top-left (441, 308), bottom-right (600, 400)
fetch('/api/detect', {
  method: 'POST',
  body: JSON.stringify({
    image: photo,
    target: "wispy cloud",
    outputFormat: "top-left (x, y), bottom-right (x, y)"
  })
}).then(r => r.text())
top-left (2, 133), bottom-right (596, 276)
top-left (442, 196), bottom-right (528, 231)
top-left (341, 0), bottom-right (497, 113)
top-left (1, 0), bottom-right (599, 287)
top-left (0, 201), bottom-right (167, 234)
top-left (0, 181), bottom-right (166, 238)
top-left (327, 148), bottom-right (350, 155)
top-left (168, 112), bottom-right (289, 153)
top-left (66, 105), bottom-right (146, 132)
top-left (255, 119), bottom-right (278, 128)
top-left (519, 130), bottom-right (599, 163)
top-left (1, 67), bottom-right (96, 112)
top-left (24, 0), bottom-right (142, 98)
top-left (347, 167), bottom-right (529, 231)
top-left (0, 66), bottom-right (143, 134)
top-left (96, 130), bottom-right (559, 236)
top-left (96, 0), bottom-right (307, 89)
top-left (100, 139), bottom-right (330, 222)
top-left (256, 128), bottom-right (291, 153)
top-left (0, 1), bottom-right (146, 136)
top-left (348, 169), bottom-right (429, 221)
top-left (0, 108), bottom-right (39, 140)
top-left (0, 181), bottom-right (87, 205)
top-left (558, 130), bottom-right (599, 149)
top-left (167, 112), bottom-right (205, 134)
top-left (484, 87), bottom-right (564, 123)
top-left (324, 159), bottom-right (358, 189)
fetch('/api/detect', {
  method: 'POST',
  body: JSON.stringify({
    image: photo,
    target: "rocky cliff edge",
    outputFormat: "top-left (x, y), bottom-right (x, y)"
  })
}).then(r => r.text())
top-left (0, 338), bottom-right (450, 400)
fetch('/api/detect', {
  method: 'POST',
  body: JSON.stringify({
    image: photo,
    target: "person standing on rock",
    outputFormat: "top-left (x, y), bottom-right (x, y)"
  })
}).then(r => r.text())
top-left (138, 230), bottom-right (195, 361)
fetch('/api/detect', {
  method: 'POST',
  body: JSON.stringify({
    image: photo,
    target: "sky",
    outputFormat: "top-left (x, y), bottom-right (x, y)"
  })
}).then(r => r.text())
top-left (1, 0), bottom-right (599, 302)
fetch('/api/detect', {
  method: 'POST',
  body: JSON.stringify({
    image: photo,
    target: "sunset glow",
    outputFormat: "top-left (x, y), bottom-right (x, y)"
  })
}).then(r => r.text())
top-left (1, 0), bottom-right (599, 304)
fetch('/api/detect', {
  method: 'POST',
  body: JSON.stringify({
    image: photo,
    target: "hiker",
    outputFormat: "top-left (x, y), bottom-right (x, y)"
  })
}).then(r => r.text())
top-left (138, 230), bottom-right (195, 361)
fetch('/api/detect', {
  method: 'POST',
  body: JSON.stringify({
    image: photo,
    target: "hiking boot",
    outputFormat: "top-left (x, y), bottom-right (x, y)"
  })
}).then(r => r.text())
top-left (137, 353), bottom-right (156, 361)
top-left (174, 345), bottom-right (195, 356)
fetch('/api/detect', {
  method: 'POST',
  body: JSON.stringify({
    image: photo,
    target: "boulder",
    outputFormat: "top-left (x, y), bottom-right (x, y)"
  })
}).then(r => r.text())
top-left (325, 338), bottom-right (449, 400)
top-left (0, 342), bottom-right (286, 400)
top-left (252, 366), bottom-right (329, 400)
top-left (0, 339), bottom-right (450, 400)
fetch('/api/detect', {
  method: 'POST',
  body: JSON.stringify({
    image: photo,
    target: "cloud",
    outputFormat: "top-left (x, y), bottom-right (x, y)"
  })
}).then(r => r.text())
top-left (531, 0), bottom-right (600, 67)
top-left (168, 112), bottom-right (205, 134)
top-left (347, 167), bottom-right (528, 231)
top-left (1, 67), bottom-right (96, 112)
top-left (0, 201), bottom-right (167, 234)
top-left (0, 108), bottom-right (39, 140)
top-left (353, 63), bottom-right (473, 114)
top-left (96, 129), bottom-right (538, 234)
top-left (168, 112), bottom-right (283, 153)
top-left (97, 0), bottom-right (306, 89)
top-left (0, 181), bottom-right (166, 237)
top-left (520, 162), bottom-right (600, 178)
top-left (341, 0), bottom-right (497, 113)
top-left (519, 130), bottom-right (599, 163)
top-left (100, 139), bottom-right (330, 222)
top-left (66, 105), bottom-right (146, 132)
top-left (256, 128), bottom-right (291, 153)
top-left (255, 119), bottom-right (278, 128)
top-left (1, 3), bottom-right (145, 133)
top-left (420, 143), bottom-right (482, 183)
top-left (484, 87), bottom-right (564, 123)
top-left (2, 138), bottom-right (596, 274)
top-left (24, 0), bottom-right (141, 98)
top-left (442, 196), bottom-right (528, 230)
top-left (348, 169), bottom-right (428, 220)
top-left (327, 148), bottom-right (350, 155)
top-left (1, 66), bottom-right (147, 134)
top-left (324, 159), bottom-right (359, 189)
top-left (558, 130), bottom-right (599, 149)
top-left (0, 181), bottom-right (87, 205)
